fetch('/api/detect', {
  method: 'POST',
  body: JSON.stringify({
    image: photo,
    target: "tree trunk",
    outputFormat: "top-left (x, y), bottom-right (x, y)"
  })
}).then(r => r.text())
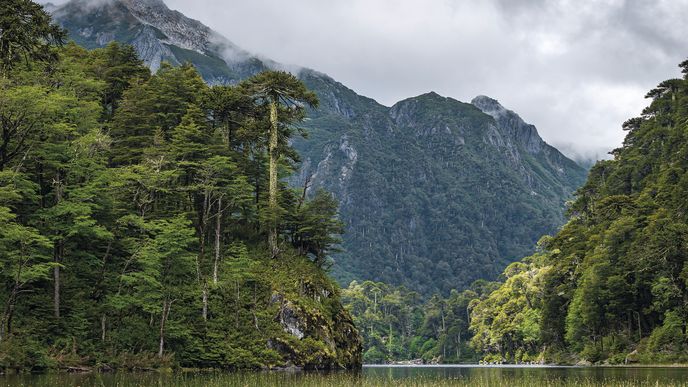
top-left (158, 299), bottom-right (171, 358)
top-left (0, 288), bottom-right (17, 342)
top-left (53, 172), bottom-right (63, 319)
top-left (457, 332), bottom-right (462, 359)
top-left (441, 309), bottom-right (446, 332)
top-left (635, 311), bottom-right (642, 340)
top-left (197, 189), bottom-right (210, 319)
top-left (268, 99), bottom-right (279, 258)
top-left (202, 284), bottom-right (208, 321)
top-left (213, 196), bottom-right (222, 285)
top-left (235, 279), bottom-right (240, 329)
top-left (101, 314), bottom-right (106, 342)
top-left (53, 241), bottom-right (62, 319)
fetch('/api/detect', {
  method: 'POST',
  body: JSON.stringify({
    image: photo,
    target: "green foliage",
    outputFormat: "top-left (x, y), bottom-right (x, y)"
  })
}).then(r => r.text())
top-left (342, 280), bottom-right (491, 364)
top-left (646, 310), bottom-right (687, 354)
top-left (0, 11), bottom-right (360, 371)
top-left (0, 0), bottom-right (65, 75)
top-left (469, 256), bottom-right (547, 362)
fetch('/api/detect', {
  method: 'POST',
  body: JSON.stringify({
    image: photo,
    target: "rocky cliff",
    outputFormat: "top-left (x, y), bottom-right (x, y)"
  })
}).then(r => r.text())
top-left (52, 0), bottom-right (270, 82)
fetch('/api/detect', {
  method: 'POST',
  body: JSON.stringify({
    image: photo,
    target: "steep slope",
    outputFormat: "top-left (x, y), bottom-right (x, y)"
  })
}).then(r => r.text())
top-left (294, 72), bottom-right (587, 294)
top-left (52, 0), bottom-right (270, 83)
top-left (52, 0), bottom-right (587, 295)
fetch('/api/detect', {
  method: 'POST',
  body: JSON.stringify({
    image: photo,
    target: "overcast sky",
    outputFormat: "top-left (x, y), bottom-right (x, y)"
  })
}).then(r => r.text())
top-left (45, 0), bottom-right (688, 161)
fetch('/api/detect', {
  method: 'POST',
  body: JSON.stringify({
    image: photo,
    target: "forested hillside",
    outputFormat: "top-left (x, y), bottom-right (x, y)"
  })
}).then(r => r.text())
top-left (293, 77), bottom-right (587, 295)
top-left (51, 0), bottom-right (588, 296)
top-left (469, 59), bottom-right (688, 365)
top-left (0, 1), bottom-right (360, 371)
top-left (341, 280), bottom-right (497, 364)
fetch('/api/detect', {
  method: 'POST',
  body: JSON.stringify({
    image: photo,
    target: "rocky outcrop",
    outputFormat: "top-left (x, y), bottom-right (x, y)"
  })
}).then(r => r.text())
top-left (129, 25), bottom-right (175, 71)
top-left (472, 95), bottom-right (544, 155)
top-left (472, 95), bottom-right (585, 195)
top-left (121, 0), bottom-right (210, 52)
top-left (269, 292), bottom-right (362, 370)
top-left (51, 0), bottom-right (267, 81)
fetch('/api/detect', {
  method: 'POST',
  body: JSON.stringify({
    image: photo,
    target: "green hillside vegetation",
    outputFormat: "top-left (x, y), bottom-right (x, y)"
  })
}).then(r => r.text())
top-left (468, 59), bottom-right (688, 365)
top-left (295, 76), bottom-right (587, 296)
top-left (341, 280), bottom-right (498, 364)
top-left (0, 2), bottom-right (360, 372)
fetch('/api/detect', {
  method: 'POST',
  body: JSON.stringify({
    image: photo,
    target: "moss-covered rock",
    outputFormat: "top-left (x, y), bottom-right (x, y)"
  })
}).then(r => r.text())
top-left (269, 287), bottom-right (362, 370)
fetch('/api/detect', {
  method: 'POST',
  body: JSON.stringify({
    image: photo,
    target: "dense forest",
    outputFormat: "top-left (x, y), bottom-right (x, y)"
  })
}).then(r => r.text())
top-left (0, 1), bottom-right (360, 371)
top-left (343, 59), bottom-right (688, 366)
top-left (341, 280), bottom-right (495, 364)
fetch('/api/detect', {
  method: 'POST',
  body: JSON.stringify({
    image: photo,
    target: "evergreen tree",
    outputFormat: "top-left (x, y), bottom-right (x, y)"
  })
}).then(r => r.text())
top-left (242, 71), bottom-right (318, 258)
top-left (0, 0), bottom-right (65, 75)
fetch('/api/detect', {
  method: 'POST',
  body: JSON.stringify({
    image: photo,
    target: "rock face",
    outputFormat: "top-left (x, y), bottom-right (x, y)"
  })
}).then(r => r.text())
top-left (293, 74), bottom-right (587, 294)
top-left (269, 292), bottom-right (362, 370)
top-left (51, 0), bottom-right (588, 296)
top-left (52, 0), bottom-right (269, 82)
top-left (471, 95), bottom-right (583, 197)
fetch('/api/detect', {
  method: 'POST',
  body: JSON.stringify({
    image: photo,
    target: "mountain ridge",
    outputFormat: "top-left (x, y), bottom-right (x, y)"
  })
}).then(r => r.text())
top-left (50, 0), bottom-right (588, 295)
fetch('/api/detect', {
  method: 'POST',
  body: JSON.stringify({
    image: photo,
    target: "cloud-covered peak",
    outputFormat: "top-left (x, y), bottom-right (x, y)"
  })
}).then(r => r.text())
top-left (471, 95), bottom-right (506, 117)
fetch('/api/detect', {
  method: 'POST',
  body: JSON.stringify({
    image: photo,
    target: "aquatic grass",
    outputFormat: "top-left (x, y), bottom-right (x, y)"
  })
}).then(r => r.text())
top-left (3, 368), bottom-right (688, 386)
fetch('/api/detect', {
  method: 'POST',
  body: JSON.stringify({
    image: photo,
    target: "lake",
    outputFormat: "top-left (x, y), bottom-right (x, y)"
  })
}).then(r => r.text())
top-left (2, 365), bottom-right (688, 386)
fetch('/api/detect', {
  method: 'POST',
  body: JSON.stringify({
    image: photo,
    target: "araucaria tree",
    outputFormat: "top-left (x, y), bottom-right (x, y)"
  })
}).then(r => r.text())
top-left (243, 71), bottom-right (318, 257)
top-left (0, 0), bottom-right (65, 76)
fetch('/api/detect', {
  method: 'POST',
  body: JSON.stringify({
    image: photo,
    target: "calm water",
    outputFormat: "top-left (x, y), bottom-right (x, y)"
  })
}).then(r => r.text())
top-left (2, 365), bottom-right (688, 386)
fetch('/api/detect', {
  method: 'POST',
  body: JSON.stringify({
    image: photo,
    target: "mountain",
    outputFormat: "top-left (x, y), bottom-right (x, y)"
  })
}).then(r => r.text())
top-left (52, 0), bottom-right (272, 83)
top-left (294, 77), bottom-right (587, 294)
top-left (51, 0), bottom-right (587, 295)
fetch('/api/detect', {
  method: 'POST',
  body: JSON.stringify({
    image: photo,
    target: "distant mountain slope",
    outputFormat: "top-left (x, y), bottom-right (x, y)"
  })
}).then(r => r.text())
top-left (294, 73), bottom-right (587, 294)
top-left (53, 0), bottom-right (271, 83)
top-left (51, 0), bottom-right (587, 295)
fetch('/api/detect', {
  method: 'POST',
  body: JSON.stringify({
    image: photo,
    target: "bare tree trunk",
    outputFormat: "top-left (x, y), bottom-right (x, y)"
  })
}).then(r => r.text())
top-left (53, 241), bottom-right (62, 319)
top-left (213, 196), bottom-right (222, 285)
top-left (441, 308), bottom-right (446, 332)
top-left (53, 172), bottom-right (63, 319)
top-left (158, 299), bottom-right (171, 358)
top-left (268, 99), bottom-right (279, 258)
top-left (457, 332), bottom-right (462, 359)
top-left (635, 311), bottom-right (642, 340)
top-left (252, 282), bottom-right (259, 330)
top-left (101, 314), bottom-right (106, 342)
top-left (197, 189), bottom-right (210, 319)
top-left (235, 280), bottom-right (240, 329)
top-left (0, 289), bottom-right (17, 342)
top-left (202, 284), bottom-right (208, 321)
